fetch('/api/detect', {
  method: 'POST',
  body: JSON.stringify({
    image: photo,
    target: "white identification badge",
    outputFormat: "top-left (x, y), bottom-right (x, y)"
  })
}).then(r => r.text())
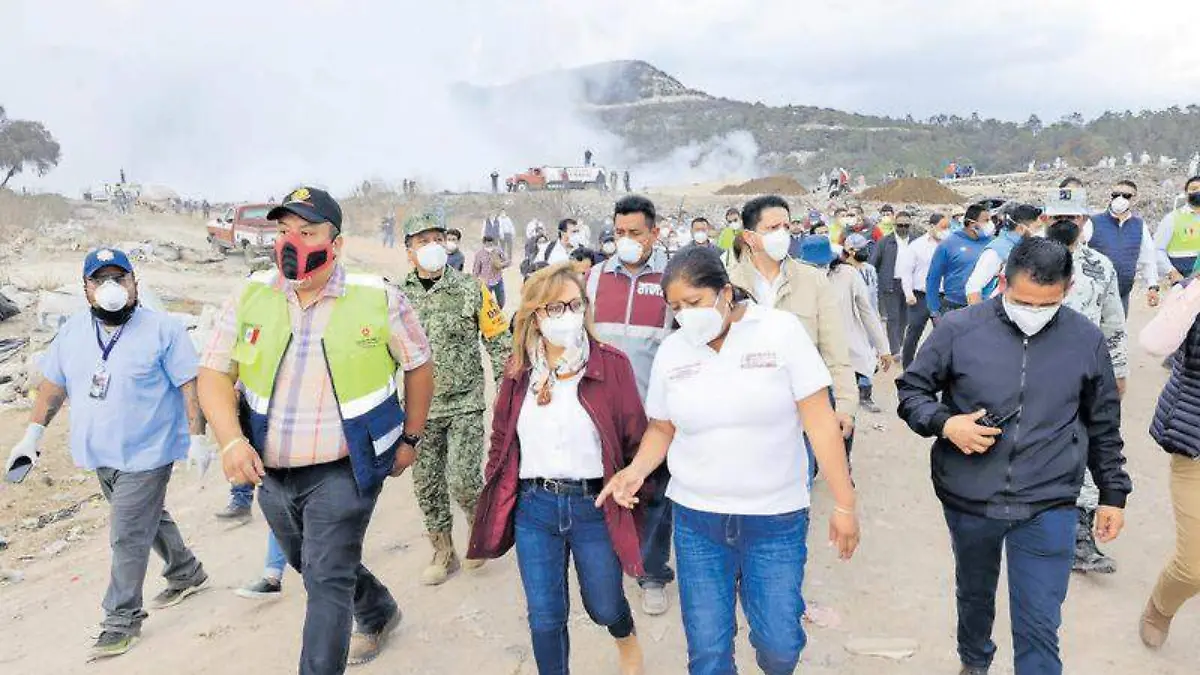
top-left (89, 366), bottom-right (111, 400)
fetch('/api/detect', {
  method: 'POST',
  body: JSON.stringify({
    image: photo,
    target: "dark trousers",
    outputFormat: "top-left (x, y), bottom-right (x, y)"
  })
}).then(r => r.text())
top-left (902, 291), bottom-right (932, 368)
top-left (944, 506), bottom-right (1075, 674)
top-left (488, 281), bottom-right (506, 311)
top-left (638, 469), bottom-right (676, 589)
top-left (229, 483), bottom-right (255, 508)
top-left (880, 288), bottom-right (908, 355)
top-left (259, 459), bottom-right (397, 675)
top-left (515, 483), bottom-right (634, 674)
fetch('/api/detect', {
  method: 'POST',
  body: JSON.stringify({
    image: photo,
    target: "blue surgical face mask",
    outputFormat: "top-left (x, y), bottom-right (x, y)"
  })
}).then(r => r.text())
top-left (950, 218), bottom-right (964, 233)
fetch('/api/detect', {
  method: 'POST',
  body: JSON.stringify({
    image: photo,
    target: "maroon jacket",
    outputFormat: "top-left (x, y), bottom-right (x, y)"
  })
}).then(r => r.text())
top-left (467, 339), bottom-right (649, 577)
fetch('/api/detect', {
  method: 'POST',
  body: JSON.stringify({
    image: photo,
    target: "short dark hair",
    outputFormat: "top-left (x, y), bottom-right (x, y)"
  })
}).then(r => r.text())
top-left (1059, 176), bottom-right (1083, 189)
top-left (725, 207), bottom-right (740, 218)
top-left (570, 247), bottom-right (595, 263)
top-left (741, 195), bottom-right (790, 231)
top-left (662, 245), bottom-right (752, 303)
top-left (558, 218), bottom-right (577, 234)
top-left (691, 217), bottom-right (710, 227)
top-left (929, 212), bottom-right (946, 225)
top-left (965, 203), bottom-right (989, 224)
top-left (896, 210), bottom-right (913, 222)
top-left (482, 235), bottom-right (496, 243)
top-left (1046, 218), bottom-right (1081, 248)
top-left (1117, 179), bottom-right (1138, 192)
top-left (1186, 175), bottom-right (1200, 192)
top-left (446, 228), bottom-right (462, 239)
top-left (614, 195), bottom-right (656, 224)
top-left (880, 204), bottom-right (894, 214)
top-left (1005, 237), bottom-right (1073, 287)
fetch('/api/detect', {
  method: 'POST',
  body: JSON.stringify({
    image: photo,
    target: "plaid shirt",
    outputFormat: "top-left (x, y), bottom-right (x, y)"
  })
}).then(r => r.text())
top-left (471, 246), bottom-right (508, 286)
top-left (202, 265), bottom-right (431, 468)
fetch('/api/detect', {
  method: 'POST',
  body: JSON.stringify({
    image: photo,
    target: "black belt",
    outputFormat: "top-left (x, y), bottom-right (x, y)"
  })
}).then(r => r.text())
top-left (521, 477), bottom-right (604, 496)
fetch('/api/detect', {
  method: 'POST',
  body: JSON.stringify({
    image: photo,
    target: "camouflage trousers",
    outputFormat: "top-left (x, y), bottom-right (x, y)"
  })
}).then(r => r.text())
top-left (412, 413), bottom-right (485, 534)
top-left (1076, 470), bottom-right (1099, 511)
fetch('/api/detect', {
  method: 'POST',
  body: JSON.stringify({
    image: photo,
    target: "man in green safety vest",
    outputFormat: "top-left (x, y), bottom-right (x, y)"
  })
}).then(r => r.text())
top-left (400, 213), bottom-right (513, 586)
top-left (1156, 175), bottom-right (1200, 283)
top-left (198, 186), bottom-right (435, 672)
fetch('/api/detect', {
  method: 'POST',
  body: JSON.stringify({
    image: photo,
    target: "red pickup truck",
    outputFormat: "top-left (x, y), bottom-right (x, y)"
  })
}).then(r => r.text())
top-left (206, 203), bottom-right (278, 260)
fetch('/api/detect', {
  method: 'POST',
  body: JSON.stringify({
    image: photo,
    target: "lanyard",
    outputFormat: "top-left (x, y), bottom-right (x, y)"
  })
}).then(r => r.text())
top-left (94, 320), bottom-right (126, 363)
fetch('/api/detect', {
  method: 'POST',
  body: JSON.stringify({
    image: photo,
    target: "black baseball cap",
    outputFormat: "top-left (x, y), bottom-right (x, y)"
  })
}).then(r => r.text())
top-left (268, 187), bottom-right (343, 231)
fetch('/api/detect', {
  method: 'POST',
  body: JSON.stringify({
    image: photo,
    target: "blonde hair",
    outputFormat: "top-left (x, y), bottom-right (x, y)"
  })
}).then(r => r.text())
top-left (509, 263), bottom-right (597, 376)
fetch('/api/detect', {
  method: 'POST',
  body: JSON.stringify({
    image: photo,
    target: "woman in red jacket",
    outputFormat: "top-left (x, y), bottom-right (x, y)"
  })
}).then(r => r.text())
top-left (468, 263), bottom-right (648, 675)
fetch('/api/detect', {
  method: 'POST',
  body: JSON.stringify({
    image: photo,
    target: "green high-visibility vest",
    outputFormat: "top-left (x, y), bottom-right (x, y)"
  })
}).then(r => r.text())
top-left (1166, 209), bottom-right (1200, 258)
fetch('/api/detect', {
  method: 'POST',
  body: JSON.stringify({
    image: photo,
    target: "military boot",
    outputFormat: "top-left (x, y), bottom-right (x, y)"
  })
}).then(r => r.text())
top-left (420, 531), bottom-right (461, 586)
top-left (461, 504), bottom-right (485, 571)
top-left (1072, 507), bottom-right (1116, 574)
top-left (858, 384), bottom-right (881, 413)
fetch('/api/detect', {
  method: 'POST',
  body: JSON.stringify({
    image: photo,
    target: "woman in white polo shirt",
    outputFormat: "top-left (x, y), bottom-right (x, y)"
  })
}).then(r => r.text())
top-left (597, 246), bottom-right (860, 675)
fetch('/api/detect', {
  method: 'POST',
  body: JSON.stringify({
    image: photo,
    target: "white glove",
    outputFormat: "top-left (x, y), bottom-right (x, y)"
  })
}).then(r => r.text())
top-left (5, 424), bottom-right (46, 481)
top-left (187, 435), bottom-right (215, 477)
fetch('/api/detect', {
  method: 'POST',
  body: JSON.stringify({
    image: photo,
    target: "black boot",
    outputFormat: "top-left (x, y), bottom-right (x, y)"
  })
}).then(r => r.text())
top-left (1072, 507), bottom-right (1116, 574)
top-left (858, 384), bottom-right (881, 413)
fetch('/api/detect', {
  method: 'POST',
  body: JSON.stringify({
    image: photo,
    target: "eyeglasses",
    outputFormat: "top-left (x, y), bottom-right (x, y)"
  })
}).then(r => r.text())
top-left (539, 298), bottom-right (586, 318)
top-left (1111, 192), bottom-right (1135, 200)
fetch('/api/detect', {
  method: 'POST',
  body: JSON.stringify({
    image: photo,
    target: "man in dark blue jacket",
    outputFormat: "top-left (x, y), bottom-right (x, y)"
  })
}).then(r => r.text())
top-left (897, 237), bottom-right (1132, 675)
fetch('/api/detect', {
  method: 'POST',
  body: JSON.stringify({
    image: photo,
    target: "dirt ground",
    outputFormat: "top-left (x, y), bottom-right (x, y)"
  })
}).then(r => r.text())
top-left (0, 223), bottom-right (1197, 674)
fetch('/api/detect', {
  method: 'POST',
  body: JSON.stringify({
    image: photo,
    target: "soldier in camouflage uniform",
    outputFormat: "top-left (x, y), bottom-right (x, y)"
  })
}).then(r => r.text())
top-left (1045, 205), bottom-right (1127, 575)
top-left (401, 214), bottom-right (512, 585)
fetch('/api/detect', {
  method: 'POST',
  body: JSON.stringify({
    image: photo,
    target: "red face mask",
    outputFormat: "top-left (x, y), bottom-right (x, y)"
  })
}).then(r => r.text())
top-left (275, 231), bottom-right (335, 281)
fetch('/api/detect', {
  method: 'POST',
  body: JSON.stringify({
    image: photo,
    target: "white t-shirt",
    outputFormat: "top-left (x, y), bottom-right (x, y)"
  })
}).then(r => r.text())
top-left (752, 268), bottom-right (784, 309)
top-left (517, 372), bottom-right (604, 480)
top-left (645, 304), bottom-right (832, 515)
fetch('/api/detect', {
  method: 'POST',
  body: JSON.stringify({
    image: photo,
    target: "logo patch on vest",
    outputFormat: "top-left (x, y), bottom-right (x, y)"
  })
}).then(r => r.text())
top-left (242, 324), bottom-right (261, 345)
top-left (357, 325), bottom-right (382, 349)
top-left (637, 282), bottom-right (663, 297)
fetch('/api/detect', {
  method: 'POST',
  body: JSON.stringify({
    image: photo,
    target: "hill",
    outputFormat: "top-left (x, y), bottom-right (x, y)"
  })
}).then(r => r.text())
top-left (467, 61), bottom-right (1200, 183)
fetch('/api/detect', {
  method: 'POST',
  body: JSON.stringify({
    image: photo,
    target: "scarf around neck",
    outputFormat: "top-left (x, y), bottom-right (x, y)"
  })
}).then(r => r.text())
top-left (529, 334), bottom-right (590, 405)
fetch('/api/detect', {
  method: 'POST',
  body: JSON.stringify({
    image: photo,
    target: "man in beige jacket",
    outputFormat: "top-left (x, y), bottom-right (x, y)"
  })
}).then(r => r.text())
top-left (728, 195), bottom-right (858, 436)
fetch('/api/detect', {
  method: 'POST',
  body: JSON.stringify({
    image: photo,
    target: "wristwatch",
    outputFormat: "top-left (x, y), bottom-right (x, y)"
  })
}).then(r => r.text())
top-left (399, 431), bottom-right (423, 449)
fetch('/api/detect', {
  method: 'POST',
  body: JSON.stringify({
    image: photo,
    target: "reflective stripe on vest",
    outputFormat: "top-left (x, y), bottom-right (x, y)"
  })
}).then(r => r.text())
top-left (233, 270), bottom-right (403, 493)
top-left (1167, 209), bottom-right (1200, 258)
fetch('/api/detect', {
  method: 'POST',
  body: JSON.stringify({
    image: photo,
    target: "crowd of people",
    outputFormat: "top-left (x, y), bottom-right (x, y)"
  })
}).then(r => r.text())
top-left (6, 177), bottom-right (1200, 675)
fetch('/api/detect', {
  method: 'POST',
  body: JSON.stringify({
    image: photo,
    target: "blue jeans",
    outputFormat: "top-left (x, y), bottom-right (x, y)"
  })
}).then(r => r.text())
top-left (944, 506), bottom-right (1076, 674)
top-left (638, 471), bottom-right (675, 589)
top-left (514, 483), bottom-right (634, 675)
top-left (488, 281), bottom-right (506, 310)
top-left (264, 532), bottom-right (287, 580)
top-left (229, 483), bottom-right (254, 509)
top-left (674, 504), bottom-right (809, 675)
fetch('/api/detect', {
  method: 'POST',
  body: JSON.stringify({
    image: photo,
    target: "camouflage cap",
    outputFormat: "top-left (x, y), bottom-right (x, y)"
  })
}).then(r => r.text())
top-left (403, 213), bottom-right (444, 238)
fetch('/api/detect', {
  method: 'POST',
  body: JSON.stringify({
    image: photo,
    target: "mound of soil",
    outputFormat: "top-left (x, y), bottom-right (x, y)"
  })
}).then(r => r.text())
top-left (858, 177), bottom-right (965, 204)
top-left (716, 175), bottom-right (808, 196)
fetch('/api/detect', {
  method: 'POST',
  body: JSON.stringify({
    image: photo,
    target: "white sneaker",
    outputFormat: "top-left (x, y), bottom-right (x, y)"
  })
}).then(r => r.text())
top-left (641, 586), bottom-right (669, 616)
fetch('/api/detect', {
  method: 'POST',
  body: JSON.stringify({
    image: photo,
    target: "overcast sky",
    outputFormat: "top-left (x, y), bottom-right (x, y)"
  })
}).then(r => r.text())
top-left (3, 0), bottom-right (1197, 199)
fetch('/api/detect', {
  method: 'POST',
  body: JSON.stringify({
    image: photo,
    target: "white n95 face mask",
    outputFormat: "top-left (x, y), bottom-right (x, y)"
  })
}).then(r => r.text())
top-left (676, 303), bottom-right (727, 347)
top-left (693, 231), bottom-right (710, 244)
top-left (760, 229), bottom-right (792, 262)
top-left (1003, 296), bottom-right (1060, 336)
top-left (415, 242), bottom-right (448, 272)
top-left (95, 281), bottom-right (129, 312)
top-left (615, 237), bottom-right (644, 264)
top-left (539, 311), bottom-right (584, 349)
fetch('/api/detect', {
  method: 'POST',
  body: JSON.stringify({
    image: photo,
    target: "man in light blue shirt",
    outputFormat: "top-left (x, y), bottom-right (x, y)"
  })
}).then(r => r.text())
top-left (3, 248), bottom-right (210, 660)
